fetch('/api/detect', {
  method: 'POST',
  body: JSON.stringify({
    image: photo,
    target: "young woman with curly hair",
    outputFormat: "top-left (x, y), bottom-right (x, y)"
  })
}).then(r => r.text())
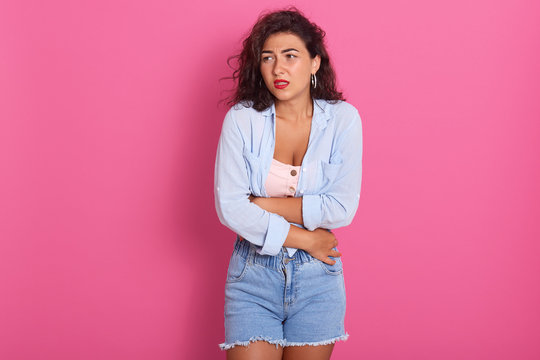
top-left (214, 7), bottom-right (363, 360)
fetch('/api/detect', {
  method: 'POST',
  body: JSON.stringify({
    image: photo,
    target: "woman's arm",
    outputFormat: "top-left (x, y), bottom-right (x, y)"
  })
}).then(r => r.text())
top-left (302, 108), bottom-right (363, 231)
top-left (249, 195), bottom-right (303, 225)
top-left (250, 108), bottom-right (362, 231)
top-left (246, 195), bottom-right (341, 265)
top-left (215, 109), bottom-right (291, 256)
top-left (237, 221), bottom-right (340, 265)
top-left (283, 226), bottom-right (340, 265)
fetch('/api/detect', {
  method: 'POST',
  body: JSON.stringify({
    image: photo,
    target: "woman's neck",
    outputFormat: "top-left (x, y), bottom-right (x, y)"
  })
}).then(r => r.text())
top-left (275, 96), bottom-right (314, 123)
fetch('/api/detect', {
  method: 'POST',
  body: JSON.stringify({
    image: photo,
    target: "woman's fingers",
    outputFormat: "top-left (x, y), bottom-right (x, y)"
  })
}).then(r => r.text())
top-left (322, 257), bottom-right (337, 265)
top-left (321, 250), bottom-right (342, 265)
top-left (330, 250), bottom-right (341, 258)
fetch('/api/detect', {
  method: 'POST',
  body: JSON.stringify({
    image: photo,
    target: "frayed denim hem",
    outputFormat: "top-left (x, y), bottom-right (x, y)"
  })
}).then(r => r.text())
top-left (284, 333), bottom-right (349, 347)
top-left (219, 336), bottom-right (286, 350)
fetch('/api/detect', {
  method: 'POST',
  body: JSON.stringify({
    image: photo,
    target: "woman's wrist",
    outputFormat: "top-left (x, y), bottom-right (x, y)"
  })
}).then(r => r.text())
top-left (283, 225), bottom-right (313, 251)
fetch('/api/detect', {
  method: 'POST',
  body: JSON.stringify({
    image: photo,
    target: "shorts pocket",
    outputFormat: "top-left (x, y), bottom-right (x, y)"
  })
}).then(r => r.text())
top-left (226, 251), bottom-right (249, 283)
top-left (317, 253), bottom-right (343, 276)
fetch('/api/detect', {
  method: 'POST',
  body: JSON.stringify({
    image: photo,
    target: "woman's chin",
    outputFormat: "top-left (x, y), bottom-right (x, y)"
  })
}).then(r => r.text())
top-left (270, 91), bottom-right (303, 103)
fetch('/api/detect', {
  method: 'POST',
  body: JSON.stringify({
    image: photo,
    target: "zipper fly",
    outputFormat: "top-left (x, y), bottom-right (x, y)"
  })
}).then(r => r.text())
top-left (282, 257), bottom-right (295, 311)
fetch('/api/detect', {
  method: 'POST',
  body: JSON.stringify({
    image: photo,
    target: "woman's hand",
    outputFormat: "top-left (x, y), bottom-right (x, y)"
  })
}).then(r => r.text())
top-left (249, 194), bottom-right (341, 264)
top-left (304, 228), bottom-right (341, 265)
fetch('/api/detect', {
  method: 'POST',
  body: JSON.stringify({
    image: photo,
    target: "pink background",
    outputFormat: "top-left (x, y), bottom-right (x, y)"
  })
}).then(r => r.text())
top-left (1, 0), bottom-right (539, 359)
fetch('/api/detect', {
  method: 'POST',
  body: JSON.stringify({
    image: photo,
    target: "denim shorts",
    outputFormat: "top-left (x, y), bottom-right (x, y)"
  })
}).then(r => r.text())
top-left (219, 236), bottom-right (348, 350)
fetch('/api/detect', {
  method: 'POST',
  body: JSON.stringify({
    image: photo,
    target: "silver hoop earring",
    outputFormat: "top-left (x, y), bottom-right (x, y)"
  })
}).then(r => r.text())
top-left (311, 74), bottom-right (317, 89)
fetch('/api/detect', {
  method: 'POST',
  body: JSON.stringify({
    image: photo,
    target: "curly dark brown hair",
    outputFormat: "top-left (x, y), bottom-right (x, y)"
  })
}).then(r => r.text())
top-left (225, 7), bottom-right (345, 111)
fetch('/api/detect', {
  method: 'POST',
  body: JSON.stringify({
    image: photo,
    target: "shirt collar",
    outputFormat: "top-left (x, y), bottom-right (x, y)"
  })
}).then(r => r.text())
top-left (261, 99), bottom-right (332, 129)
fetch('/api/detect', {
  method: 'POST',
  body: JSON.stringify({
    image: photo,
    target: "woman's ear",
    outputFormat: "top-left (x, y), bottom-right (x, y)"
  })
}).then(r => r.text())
top-left (312, 55), bottom-right (321, 74)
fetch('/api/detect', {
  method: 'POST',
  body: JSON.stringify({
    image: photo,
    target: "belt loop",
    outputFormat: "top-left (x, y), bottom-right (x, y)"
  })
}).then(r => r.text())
top-left (247, 242), bottom-right (255, 265)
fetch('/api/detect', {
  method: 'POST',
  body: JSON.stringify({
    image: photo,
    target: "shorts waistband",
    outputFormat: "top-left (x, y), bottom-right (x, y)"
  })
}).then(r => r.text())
top-left (233, 235), bottom-right (316, 271)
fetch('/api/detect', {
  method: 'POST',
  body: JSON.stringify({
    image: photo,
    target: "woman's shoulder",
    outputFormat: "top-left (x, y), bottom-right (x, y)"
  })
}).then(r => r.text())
top-left (317, 99), bottom-right (361, 129)
top-left (224, 101), bottom-right (267, 122)
top-left (319, 99), bottom-right (359, 116)
top-left (221, 102), bottom-right (270, 138)
top-left (226, 101), bottom-right (259, 114)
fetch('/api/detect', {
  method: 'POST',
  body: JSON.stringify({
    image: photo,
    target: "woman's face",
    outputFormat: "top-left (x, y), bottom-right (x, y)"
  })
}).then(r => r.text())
top-left (260, 32), bottom-right (321, 104)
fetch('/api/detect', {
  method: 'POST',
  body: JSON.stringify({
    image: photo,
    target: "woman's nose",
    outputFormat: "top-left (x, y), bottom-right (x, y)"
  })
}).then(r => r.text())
top-left (272, 58), bottom-right (285, 75)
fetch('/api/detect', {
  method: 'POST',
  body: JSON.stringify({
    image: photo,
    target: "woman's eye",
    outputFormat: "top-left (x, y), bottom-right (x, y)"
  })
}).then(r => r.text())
top-left (262, 56), bottom-right (273, 62)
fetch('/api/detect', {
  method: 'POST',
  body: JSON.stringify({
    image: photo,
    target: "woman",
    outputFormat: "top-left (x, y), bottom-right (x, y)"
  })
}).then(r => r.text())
top-left (214, 7), bottom-right (362, 360)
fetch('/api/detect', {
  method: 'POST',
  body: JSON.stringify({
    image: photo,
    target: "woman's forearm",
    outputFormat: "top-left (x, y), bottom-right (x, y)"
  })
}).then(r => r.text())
top-left (250, 196), bottom-right (304, 225)
top-left (282, 224), bottom-right (311, 250)
top-left (239, 198), bottom-right (340, 264)
top-left (237, 220), bottom-right (311, 251)
top-left (237, 224), bottom-right (331, 258)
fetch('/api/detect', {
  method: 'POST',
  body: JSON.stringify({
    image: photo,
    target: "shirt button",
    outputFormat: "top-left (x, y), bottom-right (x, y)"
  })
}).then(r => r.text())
top-left (300, 189), bottom-right (304, 194)
top-left (289, 187), bottom-right (295, 193)
top-left (302, 168), bottom-right (306, 172)
top-left (290, 169), bottom-right (297, 176)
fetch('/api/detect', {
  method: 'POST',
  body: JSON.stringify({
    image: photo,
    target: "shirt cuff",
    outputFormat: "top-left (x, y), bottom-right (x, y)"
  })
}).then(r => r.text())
top-left (257, 214), bottom-right (291, 256)
top-left (302, 194), bottom-right (322, 231)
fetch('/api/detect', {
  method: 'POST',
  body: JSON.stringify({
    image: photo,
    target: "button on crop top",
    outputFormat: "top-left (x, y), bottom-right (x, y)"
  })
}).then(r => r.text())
top-left (215, 99), bottom-right (363, 257)
top-left (263, 158), bottom-right (302, 256)
top-left (264, 158), bottom-right (301, 198)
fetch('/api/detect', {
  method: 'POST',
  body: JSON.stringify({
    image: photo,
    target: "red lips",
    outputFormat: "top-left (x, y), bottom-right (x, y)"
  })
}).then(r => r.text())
top-left (274, 79), bottom-right (289, 89)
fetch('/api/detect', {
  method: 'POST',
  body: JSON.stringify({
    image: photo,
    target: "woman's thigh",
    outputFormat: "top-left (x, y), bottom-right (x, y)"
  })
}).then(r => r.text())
top-left (283, 344), bottom-right (334, 360)
top-left (227, 341), bottom-right (283, 360)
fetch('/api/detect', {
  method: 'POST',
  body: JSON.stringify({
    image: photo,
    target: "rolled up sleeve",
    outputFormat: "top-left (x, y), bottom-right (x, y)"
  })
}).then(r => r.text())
top-left (302, 110), bottom-right (363, 230)
top-left (214, 108), bottom-right (291, 255)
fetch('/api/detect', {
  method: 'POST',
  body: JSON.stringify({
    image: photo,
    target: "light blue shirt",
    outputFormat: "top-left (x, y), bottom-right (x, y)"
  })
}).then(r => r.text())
top-left (214, 99), bottom-right (363, 257)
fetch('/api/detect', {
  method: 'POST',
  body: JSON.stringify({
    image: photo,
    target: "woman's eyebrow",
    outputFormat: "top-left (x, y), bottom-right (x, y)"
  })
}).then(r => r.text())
top-left (261, 48), bottom-right (300, 54)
